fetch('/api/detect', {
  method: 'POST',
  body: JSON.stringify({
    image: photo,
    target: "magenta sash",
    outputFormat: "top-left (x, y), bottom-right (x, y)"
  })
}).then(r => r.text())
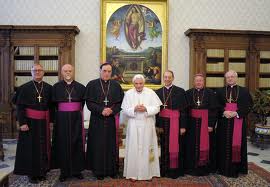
top-left (191, 109), bottom-right (209, 166)
top-left (115, 113), bottom-right (120, 166)
top-left (115, 114), bottom-right (120, 147)
top-left (114, 113), bottom-right (119, 167)
top-left (82, 111), bottom-right (85, 153)
top-left (225, 103), bottom-right (243, 163)
top-left (25, 108), bottom-right (51, 164)
top-left (159, 109), bottom-right (180, 168)
top-left (58, 102), bottom-right (85, 153)
top-left (58, 102), bottom-right (81, 112)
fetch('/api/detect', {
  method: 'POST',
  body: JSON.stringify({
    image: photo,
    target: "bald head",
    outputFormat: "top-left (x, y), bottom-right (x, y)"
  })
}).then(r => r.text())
top-left (61, 64), bottom-right (74, 83)
top-left (61, 64), bottom-right (74, 71)
top-left (225, 70), bottom-right (238, 78)
top-left (225, 70), bottom-right (238, 86)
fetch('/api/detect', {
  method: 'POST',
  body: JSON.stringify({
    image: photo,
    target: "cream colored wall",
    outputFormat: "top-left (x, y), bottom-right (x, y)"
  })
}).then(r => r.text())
top-left (1, 0), bottom-right (270, 89)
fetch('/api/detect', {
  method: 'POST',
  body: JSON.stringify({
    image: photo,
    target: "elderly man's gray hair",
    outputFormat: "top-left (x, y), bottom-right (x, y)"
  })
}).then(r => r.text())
top-left (132, 74), bottom-right (145, 83)
top-left (225, 70), bottom-right (238, 77)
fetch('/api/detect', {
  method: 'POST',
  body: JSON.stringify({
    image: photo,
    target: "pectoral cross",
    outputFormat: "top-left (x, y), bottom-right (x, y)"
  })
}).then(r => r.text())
top-left (163, 103), bottom-right (167, 109)
top-left (196, 97), bottom-right (201, 106)
top-left (68, 94), bottom-right (72, 102)
top-left (103, 97), bottom-right (109, 106)
top-left (37, 95), bottom-right (42, 103)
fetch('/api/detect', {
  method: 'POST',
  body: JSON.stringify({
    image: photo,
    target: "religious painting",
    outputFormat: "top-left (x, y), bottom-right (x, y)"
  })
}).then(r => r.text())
top-left (101, 0), bottom-right (168, 90)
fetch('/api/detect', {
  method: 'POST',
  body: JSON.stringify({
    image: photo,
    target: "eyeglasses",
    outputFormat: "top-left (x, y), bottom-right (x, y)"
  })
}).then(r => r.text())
top-left (31, 69), bottom-right (43, 72)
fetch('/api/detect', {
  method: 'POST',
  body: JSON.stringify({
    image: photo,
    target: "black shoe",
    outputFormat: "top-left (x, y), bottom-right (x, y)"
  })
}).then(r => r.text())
top-left (110, 173), bottom-right (119, 179)
top-left (29, 176), bottom-right (39, 184)
top-left (38, 176), bottom-right (46, 181)
top-left (170, 175), bottom-right (179, 179)
top-left (96, 175), bottom-right (104, 180)
top-left (73, 173), bottom-right (84, 179)
top-left (59, 175), bottom-right (67, 182)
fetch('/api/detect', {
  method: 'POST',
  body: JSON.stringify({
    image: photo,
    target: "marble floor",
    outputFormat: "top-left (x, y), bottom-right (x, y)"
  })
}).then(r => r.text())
top-left (247, 141), bottom-right (270, 171)
top-left (0, 139), bottom-right (270, 179)
top-left (0, 139), bottom-right (17, 175)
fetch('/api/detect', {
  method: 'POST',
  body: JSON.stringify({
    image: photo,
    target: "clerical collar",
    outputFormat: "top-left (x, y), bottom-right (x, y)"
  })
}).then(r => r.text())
top-left (33, 80), bottom-right (42, 84)
top-left (227, 84), bottom-right (237, 88)
top-left (195, 87), bottom-right (204, 92)
top-left (164, 84), bottom-right (173, 90)
top-left (65, 80), bottom-right (74, 85)
top-left (100, 79), bottom-right (110, 84)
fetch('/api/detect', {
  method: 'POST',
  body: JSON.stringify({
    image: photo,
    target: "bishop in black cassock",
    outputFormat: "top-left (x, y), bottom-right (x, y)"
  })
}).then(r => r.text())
top-left (216, 70), bottom-right (253, 178)
top-left (51, 64), bottom-right (85, 182)
top-left (185, 74), bottom-right (217, 176)
top-left (84, 63), bottom-right (124, 179)
top-left (155, 70), bottom-right (188, 178)
top-left (14, 64), bottom-right (53, 184)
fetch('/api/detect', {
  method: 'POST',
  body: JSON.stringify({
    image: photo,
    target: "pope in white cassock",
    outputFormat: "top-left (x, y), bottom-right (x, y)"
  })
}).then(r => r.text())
top-left (121, 74), bottom-right (162, 181)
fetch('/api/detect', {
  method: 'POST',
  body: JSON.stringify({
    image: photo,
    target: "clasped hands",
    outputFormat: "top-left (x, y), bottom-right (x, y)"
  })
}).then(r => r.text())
top-left (134, 104), bottom-right (147, 112)
top-left (102, 107), bottom-right (113, 116)
top-left (20, 124), bottom-right (29, 131)
top-left (223, 111), bottom-right (238, 119)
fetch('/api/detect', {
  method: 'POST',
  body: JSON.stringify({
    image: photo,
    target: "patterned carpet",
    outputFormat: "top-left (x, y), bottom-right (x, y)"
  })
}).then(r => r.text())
top-left (8, 163), bottom-right (270, 187)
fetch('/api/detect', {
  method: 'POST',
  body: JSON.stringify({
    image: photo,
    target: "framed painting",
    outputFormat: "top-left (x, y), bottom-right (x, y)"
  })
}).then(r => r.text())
top-left (101, 0), bottom-right (168, 90)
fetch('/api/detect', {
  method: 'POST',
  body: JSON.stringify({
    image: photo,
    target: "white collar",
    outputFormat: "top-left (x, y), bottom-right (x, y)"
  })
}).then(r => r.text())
top-left (229, 84), bottom-right (237, 88)
top-left (165, 84), bottom-right (173, 89)
top-left (65, 80), bottom-right (73, 85)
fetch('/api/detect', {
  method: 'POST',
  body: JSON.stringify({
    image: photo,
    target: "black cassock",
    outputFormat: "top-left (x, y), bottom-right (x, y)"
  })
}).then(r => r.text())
top-left (156, 85), bottom-right (188, 178)
top-left (185, 88), bottom-right (217, 176)
top-left (14, 81), bottom-right (53, 178)
top-left (51, 80), bottom-right (85, 177)
top-left (216, 85), bottom-right (253, 177)
top-left (84, 79), bottom-right (124, 177)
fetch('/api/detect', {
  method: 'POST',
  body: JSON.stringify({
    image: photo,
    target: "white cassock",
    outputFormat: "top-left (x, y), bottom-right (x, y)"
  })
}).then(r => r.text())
top-left (121, 87), bottom-right (162, 180)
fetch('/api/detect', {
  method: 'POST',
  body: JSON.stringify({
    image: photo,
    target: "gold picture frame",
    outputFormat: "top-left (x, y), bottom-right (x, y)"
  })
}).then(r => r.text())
top-left (101, 0), bottom-right (168, 90)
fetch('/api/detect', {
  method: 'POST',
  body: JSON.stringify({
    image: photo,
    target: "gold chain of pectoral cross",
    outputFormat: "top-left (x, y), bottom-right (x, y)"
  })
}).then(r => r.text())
top-left (100, 79), bottom-right (111, 106)
top-left (226, 85), bottom-right (239, 103)
top-left (193, 88), bottom-right (205, 107)
top-left (65, 85), bottom-right (74, 102)
top-left (162, 86), bottom-right (173, 109)
top-left (32, 81), bottom-right (44, 103)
